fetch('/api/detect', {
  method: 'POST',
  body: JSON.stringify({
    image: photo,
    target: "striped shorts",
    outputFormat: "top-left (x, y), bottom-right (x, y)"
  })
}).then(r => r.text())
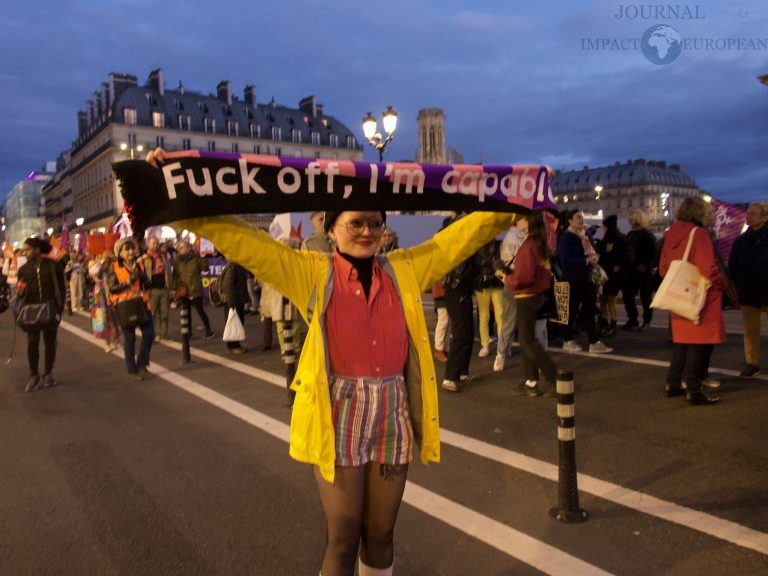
top-left (330, 373), bottom-right (414, 467)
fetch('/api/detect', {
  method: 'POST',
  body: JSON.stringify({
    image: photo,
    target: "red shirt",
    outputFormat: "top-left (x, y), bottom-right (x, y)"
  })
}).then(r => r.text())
top-left (325, 254), bottom-right (407, 377)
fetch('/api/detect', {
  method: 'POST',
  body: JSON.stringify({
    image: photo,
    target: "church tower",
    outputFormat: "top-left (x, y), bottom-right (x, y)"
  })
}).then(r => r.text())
top-left (417, 108), bottom-right (447, 164)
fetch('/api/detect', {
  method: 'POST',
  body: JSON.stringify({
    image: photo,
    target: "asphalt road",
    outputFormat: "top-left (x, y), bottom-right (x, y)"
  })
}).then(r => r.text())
top-left (1, 302), bottom-right (767, 576)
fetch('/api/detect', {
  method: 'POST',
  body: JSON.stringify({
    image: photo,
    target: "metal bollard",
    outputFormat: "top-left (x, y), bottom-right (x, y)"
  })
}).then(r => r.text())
top-left (281, 296), bottom-right (296, 407)
top-left (550, 369), bottom-right (588, 523)
top-left (180, 301), bottom-right (191, 364)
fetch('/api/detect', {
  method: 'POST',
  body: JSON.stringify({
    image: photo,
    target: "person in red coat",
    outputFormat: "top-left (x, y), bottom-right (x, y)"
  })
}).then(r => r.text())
top-left (503, 212), bottom-right (558, 397)
top-left (659, 196), bottom-right (725, 405)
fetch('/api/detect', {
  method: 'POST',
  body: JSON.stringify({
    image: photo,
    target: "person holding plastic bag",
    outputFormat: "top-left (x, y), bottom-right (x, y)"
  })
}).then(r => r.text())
top-left (659, 196), bottom-right (725, 405)
top-left (220, 262), bottom-right (250, 354)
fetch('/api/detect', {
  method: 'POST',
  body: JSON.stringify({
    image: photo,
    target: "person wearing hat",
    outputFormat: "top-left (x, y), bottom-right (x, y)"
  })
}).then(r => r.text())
top-left (596, 214), bottom-right (628, 338)
top-left (16, 237), bottom-right (66, 393)
top-left (148, 142), bottom-right (518, 576)
top-left (107, 237), bottom-right (154, 381)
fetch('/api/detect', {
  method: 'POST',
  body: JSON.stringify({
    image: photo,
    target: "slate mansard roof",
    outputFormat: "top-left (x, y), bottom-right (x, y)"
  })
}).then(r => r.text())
top-left (551, 159), bottom-right (698, 194)
top-left (78, 70), bottom-right (362, 150)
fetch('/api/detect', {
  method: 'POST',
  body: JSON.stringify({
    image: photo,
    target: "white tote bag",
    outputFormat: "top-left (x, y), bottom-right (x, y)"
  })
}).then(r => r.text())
top-left (651, 227), bottom-right (711, 324)
top-left (223, 308), bottom-right (246, 342)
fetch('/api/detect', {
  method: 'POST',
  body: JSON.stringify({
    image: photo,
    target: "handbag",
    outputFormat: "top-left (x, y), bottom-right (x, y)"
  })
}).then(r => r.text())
top-left (590, 264), bottom-right (608, 286)
top-left (223, 307), bottom-right (246, 342)
top-left (15, 263), bottom-right (57, 331)
top-left (17, 303), bottom-right (52, 331)
top-left (116, 297), bottom-right (149, 328)
top-left (651, 227), bottom-right (712, 324)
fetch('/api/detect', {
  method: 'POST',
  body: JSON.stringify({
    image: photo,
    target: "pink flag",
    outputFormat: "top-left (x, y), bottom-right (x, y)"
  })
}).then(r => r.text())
top-left (710, 198), bottom-right (746, 262)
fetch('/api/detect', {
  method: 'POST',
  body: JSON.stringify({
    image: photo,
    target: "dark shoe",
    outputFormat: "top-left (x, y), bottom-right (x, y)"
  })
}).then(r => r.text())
top-left (739, 364), bottom-right (760, 378)
top-left (24, 375), bottom-right (40, 393)
top-left (686, 391), bottom-right (719, 405)
top-left (139, 367), bottom-right (153, 379)
top-left (664, 383), bottom-right (685, 397)
top-left (639, 321), bottom-right (651, 332)
top-left (130, 372), bottom-right (144, 382)
top-left (204, 331), bottom-right (216, 340)
top-left (516, 381), bottom-right (542, 397)
top-left (621, 320), bottom-right (639, 330)
top-left (228, 347), bottom-right (248, 355)
top-left (42, 374), bottom-right (59, 388)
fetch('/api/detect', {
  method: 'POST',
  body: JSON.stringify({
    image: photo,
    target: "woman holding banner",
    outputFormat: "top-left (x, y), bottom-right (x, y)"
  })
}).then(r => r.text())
top-left (142, 148), bottom-right (519, 576)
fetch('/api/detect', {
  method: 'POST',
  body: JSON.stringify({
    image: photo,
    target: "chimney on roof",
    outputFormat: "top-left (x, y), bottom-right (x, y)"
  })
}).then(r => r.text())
top-left (316, 103), bottom-right (324, 116)
top-left (244, 85), bottom-right (257, 107)
top-left (299, 95), bottom-right (317, 117)
top-left (77, 111), bottom-right (88, 137)
top-left (217, 80), bottom-right (232, 105)
top-left (669, 163), bottom-right (681, 171)
top-left (657, 160), bottom-right (666, 169)
top-left (147, 69), bottom-right (165, 95)
top-left (582, 165), bottom-right (590, 171)
top-left (108, 72), bottom-right (138, 106)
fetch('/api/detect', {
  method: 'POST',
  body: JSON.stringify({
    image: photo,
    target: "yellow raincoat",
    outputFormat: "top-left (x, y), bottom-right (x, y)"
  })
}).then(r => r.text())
top-left (178, 212), bottom-right (517, 482)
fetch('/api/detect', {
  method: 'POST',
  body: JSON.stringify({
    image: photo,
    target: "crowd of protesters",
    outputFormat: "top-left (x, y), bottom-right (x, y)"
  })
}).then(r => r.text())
top-left (2, 201), bottom-right (766, 405)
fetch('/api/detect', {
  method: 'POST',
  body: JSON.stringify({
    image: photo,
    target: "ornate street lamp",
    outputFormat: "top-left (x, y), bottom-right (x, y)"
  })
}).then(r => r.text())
top-left (362, 106), bottom-right (398, 162)
top-left (120, 142), bottom-right (144, 160)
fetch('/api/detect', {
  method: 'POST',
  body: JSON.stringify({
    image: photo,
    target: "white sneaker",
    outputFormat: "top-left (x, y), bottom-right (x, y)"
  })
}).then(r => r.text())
top-left (478, 346), bottom-right (490, 358)
top-left (493, 354), bottom-right (505, 372)
top-left (589, 341), bottom-right (613, 354)
top-left (441, 379), bottom-right (459, 392)
top-left (562, 340), bottom-right (582, 353)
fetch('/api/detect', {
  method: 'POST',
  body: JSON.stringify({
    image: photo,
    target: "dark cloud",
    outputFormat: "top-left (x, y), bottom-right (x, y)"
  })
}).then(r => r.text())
top-left (1, 1), bottom-right (766, 205)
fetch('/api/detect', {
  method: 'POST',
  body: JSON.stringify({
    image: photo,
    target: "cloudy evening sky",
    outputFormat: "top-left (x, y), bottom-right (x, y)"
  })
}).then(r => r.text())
top-left (1, 0), bottom-right (766, 206)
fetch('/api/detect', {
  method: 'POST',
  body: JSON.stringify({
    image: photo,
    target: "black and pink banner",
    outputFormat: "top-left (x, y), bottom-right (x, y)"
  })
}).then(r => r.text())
top-left (113, 151), bottom-right (557, 237)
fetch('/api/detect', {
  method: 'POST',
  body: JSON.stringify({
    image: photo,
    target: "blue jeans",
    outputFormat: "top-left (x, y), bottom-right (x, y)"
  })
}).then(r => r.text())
top-left (123, 311), bottom-right (155, 374)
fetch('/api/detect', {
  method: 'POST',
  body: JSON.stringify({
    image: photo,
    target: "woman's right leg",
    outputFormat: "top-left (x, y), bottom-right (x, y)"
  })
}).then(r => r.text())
top-left (123, 328), bottom-right (138, 374)
top-left (27, 329), bottom-right (42, 376)
top-left (313, 465), bottom-right (367, 576)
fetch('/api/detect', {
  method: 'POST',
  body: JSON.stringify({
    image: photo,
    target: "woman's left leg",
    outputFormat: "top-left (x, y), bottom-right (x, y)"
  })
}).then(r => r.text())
top-left (360, 462), bottom-right (408, 571)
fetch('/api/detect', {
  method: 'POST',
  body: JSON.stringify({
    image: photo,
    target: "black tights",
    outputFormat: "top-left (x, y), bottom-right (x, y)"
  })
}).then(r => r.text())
top-left (27, 324), bottom-right (59, 376)
top-left (313, 462), bottom-right (408, 576)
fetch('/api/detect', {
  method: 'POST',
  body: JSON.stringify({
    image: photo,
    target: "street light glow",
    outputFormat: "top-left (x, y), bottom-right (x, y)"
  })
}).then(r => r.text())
top-left (361, 106), bottom-right (398, 162)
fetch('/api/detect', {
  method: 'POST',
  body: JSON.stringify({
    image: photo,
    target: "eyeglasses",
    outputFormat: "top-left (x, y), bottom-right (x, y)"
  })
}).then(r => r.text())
top-left (338, 219), bottom-right (386, 236)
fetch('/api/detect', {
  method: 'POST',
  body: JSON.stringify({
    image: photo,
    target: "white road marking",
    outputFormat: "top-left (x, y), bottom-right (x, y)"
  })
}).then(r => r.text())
top-left (59, 320), bottom-right (768, 564)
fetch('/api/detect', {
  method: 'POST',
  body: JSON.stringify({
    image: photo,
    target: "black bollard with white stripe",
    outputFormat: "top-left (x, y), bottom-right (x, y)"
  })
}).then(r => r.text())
top-left (180, 300), bottom-right (191, 364)
top-left (281, 296), bottom-right (297, 406)
top-left (550, 369), bottom-right (588, 523)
